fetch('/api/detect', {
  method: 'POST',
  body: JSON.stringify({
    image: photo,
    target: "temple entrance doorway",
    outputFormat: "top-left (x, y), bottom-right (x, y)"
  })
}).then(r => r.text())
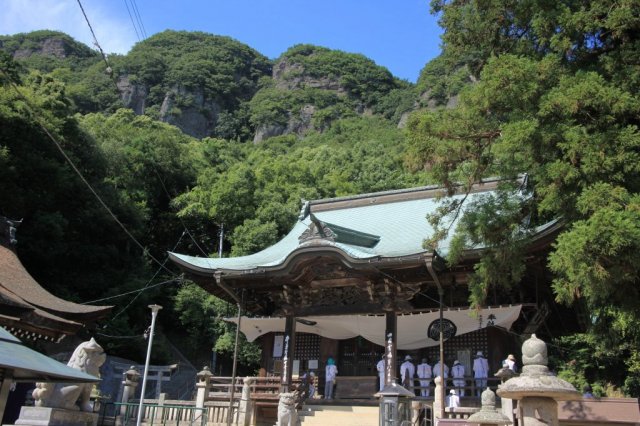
top-left (338, 336), bottom-right (383, 376)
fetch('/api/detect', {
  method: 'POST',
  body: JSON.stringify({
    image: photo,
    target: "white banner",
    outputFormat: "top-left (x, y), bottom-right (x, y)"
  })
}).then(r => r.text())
top-left (227, 305), bottom-right (522, 350)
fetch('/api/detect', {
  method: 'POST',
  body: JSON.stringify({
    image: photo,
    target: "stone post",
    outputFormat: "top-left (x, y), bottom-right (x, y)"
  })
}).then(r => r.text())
top-left (195, 366), bottom-right (213, 420)
top-left (120, 366), bottom-right (140, 418)
top-left (467, 388), bottom-right (511, 426)
top-left (238, 376), bottom-right (254, 426)
top-left (495, 366), bottom-right (517, 423)
top-left (433, 376), bottom-right (444, 424)
top-left (497, 334), bottom-right (579, 426)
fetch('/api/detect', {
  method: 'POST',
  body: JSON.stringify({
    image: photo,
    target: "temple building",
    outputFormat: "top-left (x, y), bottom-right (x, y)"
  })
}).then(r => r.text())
top-left (0, 216), bottom-right (112, 343)
top-left (169, 178), bottom-right (567, 396)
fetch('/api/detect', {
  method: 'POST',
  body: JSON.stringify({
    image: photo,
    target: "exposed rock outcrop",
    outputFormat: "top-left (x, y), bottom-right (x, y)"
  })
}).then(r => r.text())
top-left (273, 58), bottom-right (346, 95)
top-left (116, 76), bottom-right (147, 115)
top-left (159, 87), bottom-right (221, 139)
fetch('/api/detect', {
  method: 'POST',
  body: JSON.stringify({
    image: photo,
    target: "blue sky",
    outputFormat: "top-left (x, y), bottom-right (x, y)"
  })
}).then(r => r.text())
top-left (2, 0), bottom-right (443, 82)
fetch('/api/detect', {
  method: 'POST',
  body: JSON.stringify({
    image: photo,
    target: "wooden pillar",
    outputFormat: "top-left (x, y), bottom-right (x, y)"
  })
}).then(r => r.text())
top-left (384, 311), bottom-right (397, 386)
top-left (0, 370), bottom-right (13, 423)
top-left (280, 315), bottom-right (297, 392)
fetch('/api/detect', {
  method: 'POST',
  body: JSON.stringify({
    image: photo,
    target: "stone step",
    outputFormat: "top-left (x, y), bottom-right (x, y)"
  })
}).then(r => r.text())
top-left (299, 405), bottom-right (379, 426)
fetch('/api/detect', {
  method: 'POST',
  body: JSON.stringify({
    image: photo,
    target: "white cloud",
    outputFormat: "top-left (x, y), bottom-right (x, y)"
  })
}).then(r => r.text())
top-left (2, 0), bottom-right (137, 55)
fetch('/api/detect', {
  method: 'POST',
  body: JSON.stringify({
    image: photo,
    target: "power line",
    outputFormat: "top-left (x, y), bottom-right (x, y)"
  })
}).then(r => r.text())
top-left (75, 0), bottom-right (112, 73)
top-left (96, 332), bottom-right (144, 339)
top-left (151, 165), bottom-right (211, 257)
top-left (122, 0), bottom-right (141, 41)
top-left (0, 70), bottom-right (177, 277)
top-left (107, 234), bottom-right (186, 321)
top-left (129, 0), bottom-right (148, 39)
top-left (82, 277), bottom-right (179, 305)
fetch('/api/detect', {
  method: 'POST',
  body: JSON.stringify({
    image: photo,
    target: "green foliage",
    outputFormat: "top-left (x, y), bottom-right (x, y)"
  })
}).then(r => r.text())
top-left (117, 30), bottom-right (271, 138)
top-left (175, 116), bottom-right (421, 257)
top-left (409, 0), bottom-right (640, 395)
top-left (281, 44), bottom-right (398, 106)
top-left (174, 282), bottom-right (261, 368)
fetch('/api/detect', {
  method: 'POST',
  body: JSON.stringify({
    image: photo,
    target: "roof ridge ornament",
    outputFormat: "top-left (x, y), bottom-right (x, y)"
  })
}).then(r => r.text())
top-left (1, 216), bottom-right (22, 247)
top-left (298, 214), bottom-right (337, 243)
top-left (298, 199), bottom-right (310, 220)
top-left (299, 214), bottom-right (382, 248)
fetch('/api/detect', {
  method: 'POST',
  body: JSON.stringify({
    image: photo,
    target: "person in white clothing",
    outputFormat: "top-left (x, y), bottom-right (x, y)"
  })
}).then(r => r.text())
top-left (451, 360), bottom-right (466, 396)
top-left (447, 389), bottom-right (460, 408)
top-left (503, 354), bottom-right (517, 373)
top-left (416, 358), bottom-right (432, 397)
top-left (400, 355), bottom-right (415, 391)
top-left (472, 351), bottom-right (489, 397)
top-left (376, 355), bottom-right (386, 391)
top-left (433, 359), bottom-right (449, 379)
top-left (325, 357), bottom-right (338, 399)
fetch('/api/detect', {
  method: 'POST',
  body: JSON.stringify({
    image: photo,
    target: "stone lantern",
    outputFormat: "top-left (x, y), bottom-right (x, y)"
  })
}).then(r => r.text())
top-left (497, 334), bottom-right (579, 426)
top-left (375, 382), bottom-right (415, 426)
top-left (120, 366), bottom-right (141, 416)
top-left (467, 388), bottom-right (511, 426)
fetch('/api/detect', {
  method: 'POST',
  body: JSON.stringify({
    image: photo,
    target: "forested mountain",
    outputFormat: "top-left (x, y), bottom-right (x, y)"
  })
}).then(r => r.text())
top-left (1, 0), bottom-right (639, 395)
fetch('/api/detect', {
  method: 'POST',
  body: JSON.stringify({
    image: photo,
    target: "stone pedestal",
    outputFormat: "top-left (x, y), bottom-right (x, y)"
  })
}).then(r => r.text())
top-left (519, 397), bottom-right (557, 426)
top-left (10, 406), bottom-right (98, 426)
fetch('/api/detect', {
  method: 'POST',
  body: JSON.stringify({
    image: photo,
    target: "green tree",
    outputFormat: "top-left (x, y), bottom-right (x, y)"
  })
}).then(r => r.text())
top-left (409, 0), bottom-right (640, 395)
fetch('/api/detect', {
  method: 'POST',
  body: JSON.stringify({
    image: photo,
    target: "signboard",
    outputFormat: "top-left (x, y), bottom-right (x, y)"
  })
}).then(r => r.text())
top-left (273, 335), bottom-right (284, 357)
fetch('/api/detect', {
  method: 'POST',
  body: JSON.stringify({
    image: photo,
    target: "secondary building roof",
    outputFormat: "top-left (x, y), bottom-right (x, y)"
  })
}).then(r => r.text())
top-left (0, 326), bottom-right (99, 383)
top-left (0, 217), bottom-right (112, 342)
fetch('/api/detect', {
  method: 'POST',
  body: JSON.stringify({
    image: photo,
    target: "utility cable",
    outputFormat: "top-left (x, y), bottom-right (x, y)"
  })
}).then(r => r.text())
top-left (106, 233), bottom-right (186, 321)
top-left (81, 277), bottom-right (179, 305)
top-left (151, 165), bottom-right (211, 257)
top-left (0, 70), bottom-right (177, 277)
top-left (76, 0), bottom-right (112, 73)
top-left (122, 0), bottom-right (141, 41)
top-left (129, 0), bottom-right (148, 39)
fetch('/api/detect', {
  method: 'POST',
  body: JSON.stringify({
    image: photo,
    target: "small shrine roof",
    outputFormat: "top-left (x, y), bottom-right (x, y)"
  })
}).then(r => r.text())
top-left (170, 177), bottom-right (515, 275)
top-left (0, 227), bottom-right (112, 341)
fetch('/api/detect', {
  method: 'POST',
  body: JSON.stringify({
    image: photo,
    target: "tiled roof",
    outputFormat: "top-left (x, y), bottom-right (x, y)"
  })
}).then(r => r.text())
top-left (170, 178), bottom-right (516, 274)
top-left (0, 244), bottom-right (112, 341)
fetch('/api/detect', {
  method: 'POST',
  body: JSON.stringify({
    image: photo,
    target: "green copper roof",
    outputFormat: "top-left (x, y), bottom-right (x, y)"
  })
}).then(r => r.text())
top-left (169, 180), bottom-right (515, 274)
top-left (0, 327), bottom-right (99, 383)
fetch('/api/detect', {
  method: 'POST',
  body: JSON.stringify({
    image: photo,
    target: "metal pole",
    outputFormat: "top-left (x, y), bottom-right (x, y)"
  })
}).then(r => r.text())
top-left (136, 304), bottom-right (162, 426)
top-left (218, 223), bottom-right (224, 258)
top-left (426, 257), bottom-right (446, 420)
top-left (227, 296), bottom-right (242, 426)
top-left (438, 288), bottom-right (445, 419)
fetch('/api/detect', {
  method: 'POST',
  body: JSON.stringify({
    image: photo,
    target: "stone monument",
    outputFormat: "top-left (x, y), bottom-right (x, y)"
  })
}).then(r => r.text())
top-left (13, 338), bottom-right (105, 426)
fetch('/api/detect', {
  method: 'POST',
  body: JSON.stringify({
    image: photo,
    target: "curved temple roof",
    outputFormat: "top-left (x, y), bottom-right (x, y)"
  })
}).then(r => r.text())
top-left (170, 178), bottom-right (513, 275)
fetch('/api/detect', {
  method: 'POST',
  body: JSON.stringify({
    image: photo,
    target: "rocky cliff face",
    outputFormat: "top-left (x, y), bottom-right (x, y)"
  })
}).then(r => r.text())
top-left (252, 58), bottom-right (349, 143)
top-left (159, 86), bottom-right (222, 140)
top-left (3, 34), bottom-right (96, 60)
top-left (116, 76), bottom-right (147, 115)
top-left (273, 58), bottom-right (346, 95)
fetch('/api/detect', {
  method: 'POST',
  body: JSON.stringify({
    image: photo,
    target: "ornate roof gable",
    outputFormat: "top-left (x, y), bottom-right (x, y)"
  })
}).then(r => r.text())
top-left (298, 214), bottom-right (381, 248)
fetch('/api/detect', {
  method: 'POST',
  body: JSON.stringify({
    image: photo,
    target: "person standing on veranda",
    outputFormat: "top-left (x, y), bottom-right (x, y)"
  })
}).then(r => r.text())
top-left (451, 360), bottom-right (466, 396)
top-left (416, 358), bottom-right (432, 397)
top-left (324, 357), bottom-right (338, 399)
top-left (400, 355), bottom-right (416, 391)
top-left (472, 351), bottom-right (489, 397)
top-left (376, 355), bottom-right (386, 391)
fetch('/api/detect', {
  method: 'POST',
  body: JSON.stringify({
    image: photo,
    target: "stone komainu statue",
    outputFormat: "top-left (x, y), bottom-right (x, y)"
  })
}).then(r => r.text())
top-left (277, 391), bottom-right (301, 426)
top-left (32, 338), bottom-right (106, 412)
